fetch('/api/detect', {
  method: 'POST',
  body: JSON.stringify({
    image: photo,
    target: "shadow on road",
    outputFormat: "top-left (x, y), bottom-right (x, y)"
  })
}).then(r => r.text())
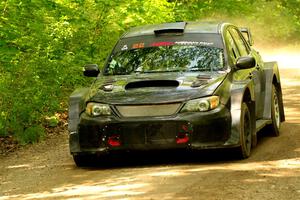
top-left (81, 126), bottom-right (293, 170)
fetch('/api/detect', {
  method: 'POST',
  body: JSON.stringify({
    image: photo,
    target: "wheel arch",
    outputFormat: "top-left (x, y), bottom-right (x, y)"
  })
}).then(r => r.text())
top-left (68, 88), bottom-right (90, 154)
top-left (263, 62), bottom-right (285, 122)
top-left (68, 88), bottom-right (90, 132)
top-left (226, 80), bottom-right (256, 146)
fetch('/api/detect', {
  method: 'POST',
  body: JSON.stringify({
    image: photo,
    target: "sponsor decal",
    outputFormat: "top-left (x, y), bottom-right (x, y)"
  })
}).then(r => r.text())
top-left (150, 41), bottom-right (175, 47)
top-left (175, 41), bottom-right (214, 46)
top-left (132, 43), bottom-right (145, 49)
top-left (123, 41), bottom-right (214, 50)
top-left (149, 41), bottom-right (214, 47)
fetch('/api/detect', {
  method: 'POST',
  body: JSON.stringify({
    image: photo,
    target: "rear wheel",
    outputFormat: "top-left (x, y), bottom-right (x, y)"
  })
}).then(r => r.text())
top-left (236, 102), bottom-right (252, 159)
top-left (267, 84), bottom-right (281, 136)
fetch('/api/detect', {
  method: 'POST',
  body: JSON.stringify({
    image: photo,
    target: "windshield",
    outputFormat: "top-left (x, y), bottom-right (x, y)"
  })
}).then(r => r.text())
top-left (104, 45), bottom-right (225, 75)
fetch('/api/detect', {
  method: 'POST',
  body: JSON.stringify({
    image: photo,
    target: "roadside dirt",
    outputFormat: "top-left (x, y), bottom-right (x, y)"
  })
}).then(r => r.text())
top-left (0, 51), bottom-right (300, 200)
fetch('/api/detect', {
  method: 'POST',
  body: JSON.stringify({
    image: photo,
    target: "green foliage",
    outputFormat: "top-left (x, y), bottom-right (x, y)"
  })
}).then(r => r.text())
top-left (15, 125), bottom-right (45, 145)
top-left (47, 116), bottom-right (59, 127)
top-left (0, 0), bottom-right (299, 143)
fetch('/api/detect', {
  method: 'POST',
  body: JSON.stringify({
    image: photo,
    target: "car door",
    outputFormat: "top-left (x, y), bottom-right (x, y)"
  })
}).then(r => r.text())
top-left (228, 27), bottom-right (264, 119)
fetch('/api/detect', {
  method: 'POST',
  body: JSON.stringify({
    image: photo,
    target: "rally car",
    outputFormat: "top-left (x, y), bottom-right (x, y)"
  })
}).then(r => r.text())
top-left (68, 22), bottom-right (285, 167)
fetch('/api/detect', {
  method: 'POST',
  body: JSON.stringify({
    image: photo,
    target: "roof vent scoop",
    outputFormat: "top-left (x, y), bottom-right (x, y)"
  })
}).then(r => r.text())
top-left (154, 22), bottom-right (187, 35)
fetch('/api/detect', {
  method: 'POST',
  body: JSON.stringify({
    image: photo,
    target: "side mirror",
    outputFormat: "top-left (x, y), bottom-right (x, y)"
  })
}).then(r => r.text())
top-left (83, 64), bottom-right (100, 77)
top-left (236, 56), bottom-right (256, 69)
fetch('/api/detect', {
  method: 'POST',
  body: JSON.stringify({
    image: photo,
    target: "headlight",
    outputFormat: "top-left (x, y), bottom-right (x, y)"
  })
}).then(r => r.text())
top-left (86, 102), bottom-right (111, 116)
top-left (180, 96), bottom-right (220, 112)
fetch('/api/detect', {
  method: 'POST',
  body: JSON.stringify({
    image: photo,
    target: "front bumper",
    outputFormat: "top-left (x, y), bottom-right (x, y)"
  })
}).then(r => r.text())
top-left (70, 105), bottom-right (235, 155)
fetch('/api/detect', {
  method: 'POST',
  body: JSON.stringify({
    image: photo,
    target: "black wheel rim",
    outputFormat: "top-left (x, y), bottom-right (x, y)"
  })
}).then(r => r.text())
top-left (244, 110), bottom-right (251, 152)
top-left (273, 89), bottom-right (280, 128)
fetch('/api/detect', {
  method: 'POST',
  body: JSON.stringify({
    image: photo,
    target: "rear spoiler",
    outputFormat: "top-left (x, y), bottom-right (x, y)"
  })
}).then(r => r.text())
top-left (239, 27), bottom-right (254, 46)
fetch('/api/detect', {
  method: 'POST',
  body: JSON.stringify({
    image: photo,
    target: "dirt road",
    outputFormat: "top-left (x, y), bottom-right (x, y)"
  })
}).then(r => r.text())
top-left (1, 52), bottom-right (300, 200)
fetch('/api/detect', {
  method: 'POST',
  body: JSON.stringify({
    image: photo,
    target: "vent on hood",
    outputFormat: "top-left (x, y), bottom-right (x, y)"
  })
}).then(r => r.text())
top-left (125, 80), bottom-right (179, 90)
top-left (191, 79), bottom-right (208, 88)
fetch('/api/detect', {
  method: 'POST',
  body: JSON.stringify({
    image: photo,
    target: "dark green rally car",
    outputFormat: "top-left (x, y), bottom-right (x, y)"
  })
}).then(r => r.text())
top-left (68, 22), bottom-right (285, 167)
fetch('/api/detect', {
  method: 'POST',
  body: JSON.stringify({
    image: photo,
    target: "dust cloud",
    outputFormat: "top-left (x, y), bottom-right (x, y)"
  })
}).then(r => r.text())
top-left (257, 46), bottom-right (300, 69)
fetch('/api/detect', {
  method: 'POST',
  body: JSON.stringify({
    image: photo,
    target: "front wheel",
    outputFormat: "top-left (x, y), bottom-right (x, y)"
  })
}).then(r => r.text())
top-left (236, 102), bottom-right (252, 159)
top-left (267, 84), bottom-right (281, 136)
top-left (73, 154), bottom-right (96, 167)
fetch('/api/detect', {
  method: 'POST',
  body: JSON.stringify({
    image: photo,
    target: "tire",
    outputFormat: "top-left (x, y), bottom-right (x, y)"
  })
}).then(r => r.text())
top-left (73, 154), bottom-right (96, 167)
top-left (267, 84), bottom-right (281, 136)
top-left (236, 102), bottom-right (252, 159)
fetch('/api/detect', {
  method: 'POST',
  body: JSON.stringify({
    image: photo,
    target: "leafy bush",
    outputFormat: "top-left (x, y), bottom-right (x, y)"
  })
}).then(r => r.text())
top-left (15, 125), bottom-right (45, 145)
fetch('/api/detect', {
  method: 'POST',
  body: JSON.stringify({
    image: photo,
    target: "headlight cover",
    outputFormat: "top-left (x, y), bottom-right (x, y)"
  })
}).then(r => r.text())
top-left (86, 102), bottom-right (111, 116)
top-left (180, 96), bottom-right (220, 112)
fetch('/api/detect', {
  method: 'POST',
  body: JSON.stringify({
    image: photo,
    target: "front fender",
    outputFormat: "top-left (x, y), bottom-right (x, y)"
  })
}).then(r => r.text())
top-left (68, 88), bottom-right (90, 132)
top-left (68, 88), bottom-right (90, 153)
top-left (225, 79), bottom-right (255, 146)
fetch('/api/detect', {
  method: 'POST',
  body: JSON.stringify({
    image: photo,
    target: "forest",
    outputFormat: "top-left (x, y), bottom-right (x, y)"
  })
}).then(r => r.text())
top-left (1, 0), bottom-right (300, 144)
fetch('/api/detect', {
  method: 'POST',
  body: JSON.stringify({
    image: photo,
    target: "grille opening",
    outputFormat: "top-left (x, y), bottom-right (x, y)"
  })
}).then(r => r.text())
top-left (125, 80), bottom-right (179, 90)
top-left (115, 103), bottom-right (181, 117)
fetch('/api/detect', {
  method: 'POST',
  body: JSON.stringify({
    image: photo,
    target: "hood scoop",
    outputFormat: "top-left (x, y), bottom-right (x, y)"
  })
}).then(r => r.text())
top-left (125, 80), bottom-right (179, 90)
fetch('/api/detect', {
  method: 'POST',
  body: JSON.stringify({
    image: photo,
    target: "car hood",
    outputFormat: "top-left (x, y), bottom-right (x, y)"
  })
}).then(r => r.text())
top-left (87, 72), bottom-right (227, 104)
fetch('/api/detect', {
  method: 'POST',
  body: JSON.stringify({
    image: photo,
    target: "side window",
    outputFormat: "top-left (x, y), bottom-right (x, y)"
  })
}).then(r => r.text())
top-left (229, 28), bottom-right (249, 57)
top-left (225, 30), bottom-right (240, 64)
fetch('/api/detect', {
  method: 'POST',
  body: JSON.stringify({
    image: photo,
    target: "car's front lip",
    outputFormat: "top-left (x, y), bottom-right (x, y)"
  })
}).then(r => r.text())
top-left (69, 104), bottom-right (237, 154)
